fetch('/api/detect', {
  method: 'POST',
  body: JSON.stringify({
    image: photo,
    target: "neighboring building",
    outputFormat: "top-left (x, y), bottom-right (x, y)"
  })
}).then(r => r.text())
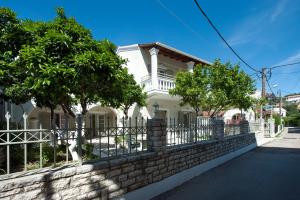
top-left (223, 108), bottom-right (255, 124)
top-left (285, 94), bottom-right (300, 103)
top-left (272, 107), bottom-right (287, 117)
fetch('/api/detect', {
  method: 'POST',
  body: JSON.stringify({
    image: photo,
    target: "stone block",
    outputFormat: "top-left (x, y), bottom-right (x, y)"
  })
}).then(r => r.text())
top-left (122, 165), bottom-right (135, 173)
top-left (118, 174), bottom-right (128, 182)
top-left (121, 178), bottom-right (135, 188)
top-left (106, 169), bottom-right (122, 178)
top-left (128, 170), bottom-right (142, 178)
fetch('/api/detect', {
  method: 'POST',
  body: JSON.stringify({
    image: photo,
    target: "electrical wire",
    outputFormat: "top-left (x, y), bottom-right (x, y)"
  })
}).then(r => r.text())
top-left (269, 61), bottom-right (300, 69)
top-left (266, 78), bottom-right (275, 96)
top-left (193, 0), bottom-right (259, 73)
top-left (156, 0), bottom-right (206, 41)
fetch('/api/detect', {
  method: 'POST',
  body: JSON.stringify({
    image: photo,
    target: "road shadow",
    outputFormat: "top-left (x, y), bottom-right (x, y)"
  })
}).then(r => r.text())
top-left (152, 145), bottom-right (300, 200)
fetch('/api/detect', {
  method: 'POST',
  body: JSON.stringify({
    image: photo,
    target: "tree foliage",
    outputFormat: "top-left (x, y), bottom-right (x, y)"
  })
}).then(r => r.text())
top-left (169, 65), bottom-right (209, 116)
top-left (112, 68), bottom-right (147, 119)
top-left (170, 60), bottom-right (256, 117)
top-left (0, 7), bottom-right (146, 120)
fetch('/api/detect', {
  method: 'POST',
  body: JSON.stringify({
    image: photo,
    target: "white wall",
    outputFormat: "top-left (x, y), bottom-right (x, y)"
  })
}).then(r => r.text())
top-left (117, 45), bottom-right (149, 84)
top-left (272, 107), bottom-right (286, 117)
top-left (223, 108), bottom-right (255, 123)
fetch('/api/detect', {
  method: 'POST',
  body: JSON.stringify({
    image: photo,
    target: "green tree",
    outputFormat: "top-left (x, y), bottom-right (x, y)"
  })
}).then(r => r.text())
top-left (0, 8), bottom-right (147, 161)
top-left (170, 60), bottom-right (256, 118)
top-left (0, 8), bottom-right (32, 103)
top-left (169, 64), bottom-right (209, 116)
top-left (113, 68), bottom-right (147, 119)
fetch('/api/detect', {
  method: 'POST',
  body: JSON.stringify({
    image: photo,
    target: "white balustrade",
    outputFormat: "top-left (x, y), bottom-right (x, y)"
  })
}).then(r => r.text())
top-left (141, 75), bottom-right (175, 92)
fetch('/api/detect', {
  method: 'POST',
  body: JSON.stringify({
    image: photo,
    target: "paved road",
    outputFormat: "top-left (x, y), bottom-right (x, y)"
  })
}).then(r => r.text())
top-left (153, 128), bottom-right (300, 200)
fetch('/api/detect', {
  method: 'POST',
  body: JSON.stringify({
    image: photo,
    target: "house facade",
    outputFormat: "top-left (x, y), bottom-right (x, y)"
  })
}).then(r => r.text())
top-left (285, 94), bottom-right (300, 103)
top-left (117, 42), bottom-right (211, 125)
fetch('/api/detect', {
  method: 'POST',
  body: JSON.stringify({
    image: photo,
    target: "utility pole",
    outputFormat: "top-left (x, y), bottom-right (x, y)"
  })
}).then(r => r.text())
top-left (261, 67), bottom-right (266, 98)
top-left (279, 89), bottom-right (282, 126)
top-left (260, 67), bottom-right (267, 120)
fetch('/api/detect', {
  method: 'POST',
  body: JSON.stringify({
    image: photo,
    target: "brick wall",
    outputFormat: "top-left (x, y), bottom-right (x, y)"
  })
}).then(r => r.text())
top-left (0, 132), bottom-right (256, 199)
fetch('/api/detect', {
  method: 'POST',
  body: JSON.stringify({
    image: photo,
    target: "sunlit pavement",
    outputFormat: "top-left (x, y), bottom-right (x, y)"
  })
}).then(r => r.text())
top-left (153, 127), bottom-right (300, 200)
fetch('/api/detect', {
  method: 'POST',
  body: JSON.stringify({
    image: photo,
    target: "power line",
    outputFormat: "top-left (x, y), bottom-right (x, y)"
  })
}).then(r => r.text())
top-left (272, 70), bottom-right (300, 75)
top-left (266, 78), bottom-right (275, 95)
top-left (269, 61), bottom-right (300, 69)
top-left (156, 0), bottom-right (205, 41)
top-left (193, 0), bottom-right (259, 73)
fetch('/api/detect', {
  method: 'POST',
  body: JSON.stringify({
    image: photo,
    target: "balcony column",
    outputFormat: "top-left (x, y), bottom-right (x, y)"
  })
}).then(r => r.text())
top-left (187, 61), bottom-right (195, 73)
top-left (149, 47), bottom-right (159, 90)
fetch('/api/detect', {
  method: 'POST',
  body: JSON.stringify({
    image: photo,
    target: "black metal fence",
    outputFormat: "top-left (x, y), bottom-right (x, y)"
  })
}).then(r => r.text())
top-left (0, 115), bottom-right (250, 176)
top-left (166, 117), bottom-right (216, 146)
top-left (0, 117), bottom-right (148, 176)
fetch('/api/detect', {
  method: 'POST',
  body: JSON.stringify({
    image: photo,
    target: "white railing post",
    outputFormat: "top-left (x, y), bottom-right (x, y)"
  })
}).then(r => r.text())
top-left (23, 113), bottom-right (28, 171)
top-left (5, 112), bottom-right (11, 174)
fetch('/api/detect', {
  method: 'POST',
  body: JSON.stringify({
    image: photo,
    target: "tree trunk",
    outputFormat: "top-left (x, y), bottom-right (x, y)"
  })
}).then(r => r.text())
top-left (50, 108), bottom-right (55, 129)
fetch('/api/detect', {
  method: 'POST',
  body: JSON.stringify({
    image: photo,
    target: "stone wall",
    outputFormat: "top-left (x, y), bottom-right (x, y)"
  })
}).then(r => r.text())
top-left (0, 132), bottom-right (256, 200)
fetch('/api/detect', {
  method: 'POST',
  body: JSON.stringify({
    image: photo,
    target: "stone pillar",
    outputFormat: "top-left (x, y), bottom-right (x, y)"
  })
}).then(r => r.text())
top-left (268, 119), bottom-right (275, 137)
top-left (147, 118), bottom-right (167, 152)
top-left (149, 47), bottom-right (159, 90)
top-left (259, 118), bottom-right (265, 134)
top-left (187, 61), bottom-right (195, 73)
top-left (213, 119), bottom-right (224, 140)
top-left (240, 120), bottom-right (250, 134)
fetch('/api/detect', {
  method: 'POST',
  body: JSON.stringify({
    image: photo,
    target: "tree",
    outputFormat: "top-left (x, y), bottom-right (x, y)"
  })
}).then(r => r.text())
top-left (113, 68), bottom-right (147, 119)
top-left (169, 65), bottom-right (209, 116)
top-left (0, 8), bottom-right (32, 103)
top-left (1, 8), bottom-right (147, 161)
top-left (1, 8), bottom-right (129, 120)
top-left (170, 60), bottom-right (256, 118)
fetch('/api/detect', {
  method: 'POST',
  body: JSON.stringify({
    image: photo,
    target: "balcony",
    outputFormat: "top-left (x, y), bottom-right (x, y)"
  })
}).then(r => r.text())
top-left (141, 74), bottom-right (175, 93)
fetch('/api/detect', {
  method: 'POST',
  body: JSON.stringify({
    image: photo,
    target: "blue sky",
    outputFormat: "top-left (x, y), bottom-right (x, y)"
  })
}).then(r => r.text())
top-left (1, 0), bottom-right (300, 96)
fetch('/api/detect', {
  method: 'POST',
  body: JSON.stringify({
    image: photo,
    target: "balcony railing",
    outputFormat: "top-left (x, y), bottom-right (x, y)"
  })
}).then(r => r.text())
top-left (141, 74), bottom-right (175, 92)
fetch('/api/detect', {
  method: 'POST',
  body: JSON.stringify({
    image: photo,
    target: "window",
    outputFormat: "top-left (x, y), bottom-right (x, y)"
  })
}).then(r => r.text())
top-left (55, 113), bottom-right (60, 128)
top-left (98, 115), bottom-right (105, 132)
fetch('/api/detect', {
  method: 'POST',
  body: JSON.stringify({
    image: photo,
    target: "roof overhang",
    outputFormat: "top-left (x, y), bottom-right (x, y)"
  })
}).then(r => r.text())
top-left (138, 42), bottom-right (211, 65)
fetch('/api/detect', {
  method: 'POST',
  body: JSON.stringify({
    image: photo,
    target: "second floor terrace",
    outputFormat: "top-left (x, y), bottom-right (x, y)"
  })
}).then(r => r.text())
top-left (139, 42), bottom-right (211, 94)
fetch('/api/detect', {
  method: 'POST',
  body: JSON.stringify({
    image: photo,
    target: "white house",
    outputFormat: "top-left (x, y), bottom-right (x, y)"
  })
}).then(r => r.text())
top-left (117, 42), bottom-right (211, 125)
top-left (272, 107), bottom-right (286, 117)
top-left (285, 94), bottom-right (300, 103)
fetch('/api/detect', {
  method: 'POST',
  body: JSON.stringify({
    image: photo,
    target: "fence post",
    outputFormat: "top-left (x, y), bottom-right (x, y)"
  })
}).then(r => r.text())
top-left (240, 120), bottom-right (250, 134)
top-left (23, 113), bottom-right (28, 171)
top-left (5, 112), bottom-right (10, 174)
top-left (268, 119), bottom-right (275, 137)
top-left (147, 117), bottom-right (167, 152)
top-left (213, 119), bottom-right (224, 140)
top-left (259, 118), bottom-right (265, 134)
top-left (76, 114), bottom-right (83, 165)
